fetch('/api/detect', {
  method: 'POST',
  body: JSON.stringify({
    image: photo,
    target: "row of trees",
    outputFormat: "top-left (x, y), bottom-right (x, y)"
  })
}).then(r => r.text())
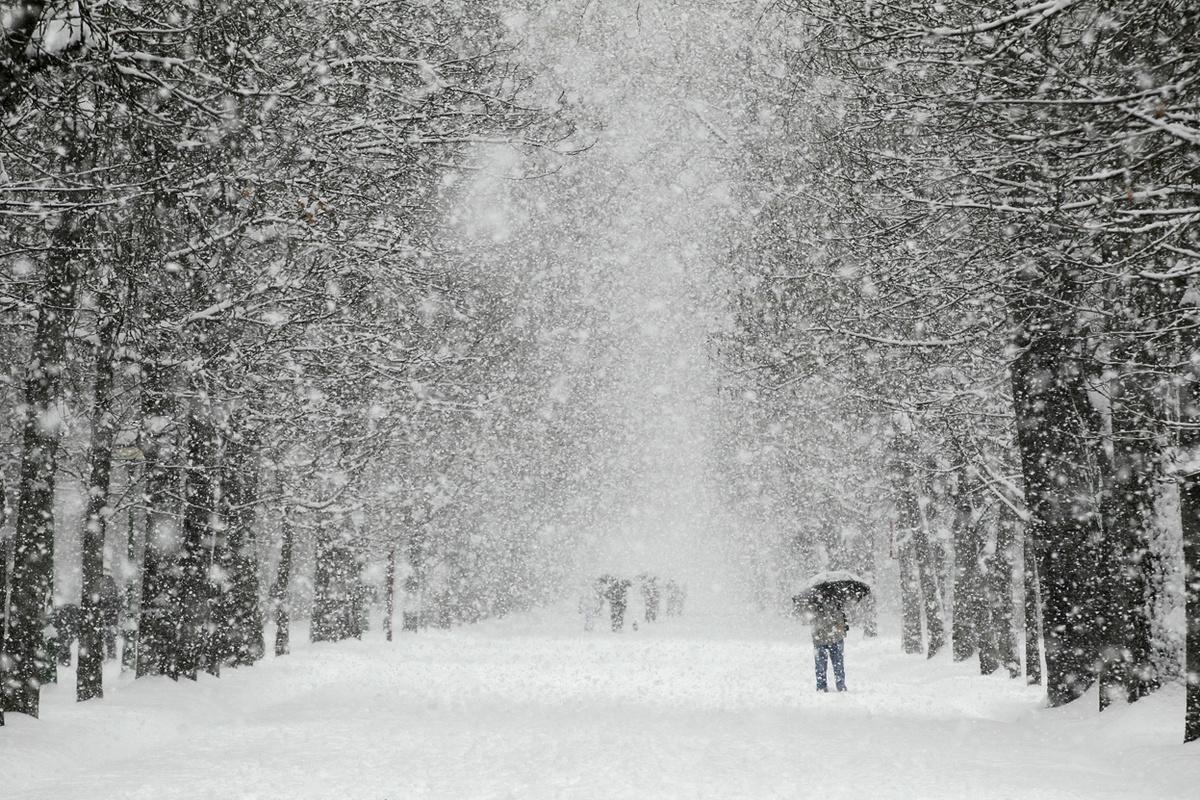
top-left (719, 0), bottom-right (1198, 741)
top-left (4, 0), bottom-right (1196, 747)
top-left (0, 0), bottom-right (575, 725)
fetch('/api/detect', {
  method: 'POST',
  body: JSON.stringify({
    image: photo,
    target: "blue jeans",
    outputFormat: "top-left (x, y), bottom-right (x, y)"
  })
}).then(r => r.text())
top-left (814, 640), bottom-right (846, 691)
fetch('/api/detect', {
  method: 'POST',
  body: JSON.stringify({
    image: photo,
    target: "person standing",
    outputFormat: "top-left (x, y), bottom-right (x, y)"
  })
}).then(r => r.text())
top-left (603, 576), bottom-right (630, 632)
top-left (807, 599), bottom-right (848, 692)
top-left (640, 574), bottom-right (660, 622)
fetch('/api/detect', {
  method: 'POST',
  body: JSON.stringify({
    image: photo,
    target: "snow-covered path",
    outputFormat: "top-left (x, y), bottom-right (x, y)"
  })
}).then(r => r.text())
top-left (3, 611), bottom-right (1195, 799)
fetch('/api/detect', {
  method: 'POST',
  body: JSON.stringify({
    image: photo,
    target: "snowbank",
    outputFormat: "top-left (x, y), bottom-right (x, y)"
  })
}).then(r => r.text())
top-left (2, 611), bottom-right (1195, 799)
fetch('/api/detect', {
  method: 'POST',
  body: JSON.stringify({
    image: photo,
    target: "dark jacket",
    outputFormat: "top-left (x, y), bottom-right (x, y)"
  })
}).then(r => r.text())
top-left (808, 606), bottom-right (847, 646)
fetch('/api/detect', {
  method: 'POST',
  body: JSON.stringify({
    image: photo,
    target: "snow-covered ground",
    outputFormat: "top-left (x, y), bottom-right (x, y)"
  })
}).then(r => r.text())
top-left (3, 609), bottom-right (1195, 799)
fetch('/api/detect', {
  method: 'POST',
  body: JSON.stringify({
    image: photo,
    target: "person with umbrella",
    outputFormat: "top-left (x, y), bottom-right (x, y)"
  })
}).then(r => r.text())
top-left (599, 573), bottom-right (632, 632)
top-left (793, 571), bottom-right (871, 693)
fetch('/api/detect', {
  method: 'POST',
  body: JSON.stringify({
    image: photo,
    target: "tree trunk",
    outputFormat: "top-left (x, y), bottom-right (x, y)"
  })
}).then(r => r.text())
top-left (1097, 350), bottom-right (1161, 709)
top-left (861, 589), bottom-right (879, 637)
top-left (0, 228), bottom-right (79, 718)
top-left (77, 281), bottom-right (122, 702)
top-left (1023, 532), bottom-right (1043, 685)
top-left (1179, 360), bottom-right (1200, 742)
top-left (890, 441), bottom-right (937, 655)
top-left (136, 354), bottom-right (180, 679)
top-left (272, 507), bottom-right (294, 657)
top-left (121, 496), bottom-right (140, 674)
top-left (311, 525), bottom-right (336, 641)
top-left (1, 523), bottom-right (9, 727)
top-left (951, 476), bottom-right (981, 662)
top-left (405, 527), bottom-right (429, 632)
top-left (178, 405), bottom-right (218, 680)
top-left (311, 523), bottom-right (360, 642)
top-left (1097, 431), bottom-right (1157, 709)
top-left (214, 425), bottom-right (263, 668)
top-left (1011, 322), bottom-right (1103, 706)
top-left (1184, 470), bottom-right (1200, 743)
top-left (384, 547), bottom-right (396, 642)
top-left (976, 581), bottom-right (1000, 676)
top-left (992, 504), bottom-right (1021, 678)
top-left (862, 536), bottom-right (879, 638)
top-left (890, 433), bottom-right (947, 658)
top-left (898, 541), bottom-right (923, 654)
top-left (912, 512), bottom-right (947, 658)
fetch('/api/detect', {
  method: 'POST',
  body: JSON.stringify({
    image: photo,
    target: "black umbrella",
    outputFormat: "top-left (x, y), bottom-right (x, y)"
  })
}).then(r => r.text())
top-left (792, 570), bottom-right (871, 613)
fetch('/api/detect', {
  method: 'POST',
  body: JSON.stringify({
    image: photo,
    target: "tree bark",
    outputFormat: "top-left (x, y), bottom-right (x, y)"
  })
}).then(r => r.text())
top-left (862, 532), bottom-right (879, 638)
top-left (0, 226), bottom-right (79, 718)
top-left (1, 507), bottom-right (9, 727)
top-left (890, 435), bottom-right (944, 656)
top-left (136, 353), bottom-right (180, 679)
top-left (405, 526), bottom-right (429, 633)
top-left (912, 507), bottom-right (946, 658)
top-left (177, 405), bottom-right (218, 680)
top-left (311, 524), bottom-right (336, 642)
top-left (976, 581), bottom-right (1000, 676)
top-left (1023, 532), bottom-right (1043, 686)
top-left (214, 424), bottom-right (263, 668)
top-left (311, 523), bottom-right (360, 642)
top-left (1184, 470), bottom-right (1200, 743)
top-left (951, 476), bottom-right (981, 663)
top-left (898, 541), bottom-right (923, 654)
top-left (1097, 416), bottom-right (1158, 708)
top-left (271, 507), bottom-right (294, 657)
top-left (77, 280), bottom-right (122, 701)
top-left (1011, 321), bottom-right (1103, 706)
top-left (1096, 332), bottom-right (1162, 709)
top-left (1179, 360), bottom-right (1200, 742)
top-left (992, 504), bottom-right (1021, 678)
top-left (384, 547), bottom-right (396, 642)
top-left (121, 494), bottom-right (140, 674)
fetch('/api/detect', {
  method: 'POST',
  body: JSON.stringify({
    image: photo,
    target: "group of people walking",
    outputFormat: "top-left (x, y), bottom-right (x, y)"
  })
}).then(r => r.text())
top-left (579, 573), bottom-right (686, 632)
top-left (576, 568), bottom-right (862, 694)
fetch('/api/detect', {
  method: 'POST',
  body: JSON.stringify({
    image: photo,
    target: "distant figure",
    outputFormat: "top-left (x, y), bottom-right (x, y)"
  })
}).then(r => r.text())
top-left (664, 580), bottom-right (687, 617)
top-left (640, 574), bottom-right (660, 622)
top-left (579, 579), bottom-right (605, 631)
top-left (401, 577), bottom-right (422, 632)
top-left (805, 599), bottom-right (849, 692)
top-left (601, 575), bottom-right (631, 632)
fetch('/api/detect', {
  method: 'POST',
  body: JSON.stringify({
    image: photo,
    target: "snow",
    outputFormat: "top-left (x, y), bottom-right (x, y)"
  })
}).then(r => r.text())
top-left (796, 569), bottom-right (872, 593)
top-left (4, 609), bottom-right (1195, 799)
top-left (27, 3), bottom-right (86, 58)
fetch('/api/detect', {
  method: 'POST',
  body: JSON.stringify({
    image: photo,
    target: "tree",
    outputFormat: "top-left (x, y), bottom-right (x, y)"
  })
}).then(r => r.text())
top-left (1, 214), bottom-right (82, 717)
top-left (767, 0), bottom-right (1198, 719)
top-left (76, 268), bottom-right (124, 700)
top-left (2, 0), bottom-right (561, 717)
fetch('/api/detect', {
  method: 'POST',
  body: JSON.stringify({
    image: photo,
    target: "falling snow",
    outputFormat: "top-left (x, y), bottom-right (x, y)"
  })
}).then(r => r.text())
top-left (2, 0), bottom-right (1199, 797)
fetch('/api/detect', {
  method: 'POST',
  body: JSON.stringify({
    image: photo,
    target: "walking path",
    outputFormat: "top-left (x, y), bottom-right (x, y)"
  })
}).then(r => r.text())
top-left (3, 610), bottom-right (1194, 799)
